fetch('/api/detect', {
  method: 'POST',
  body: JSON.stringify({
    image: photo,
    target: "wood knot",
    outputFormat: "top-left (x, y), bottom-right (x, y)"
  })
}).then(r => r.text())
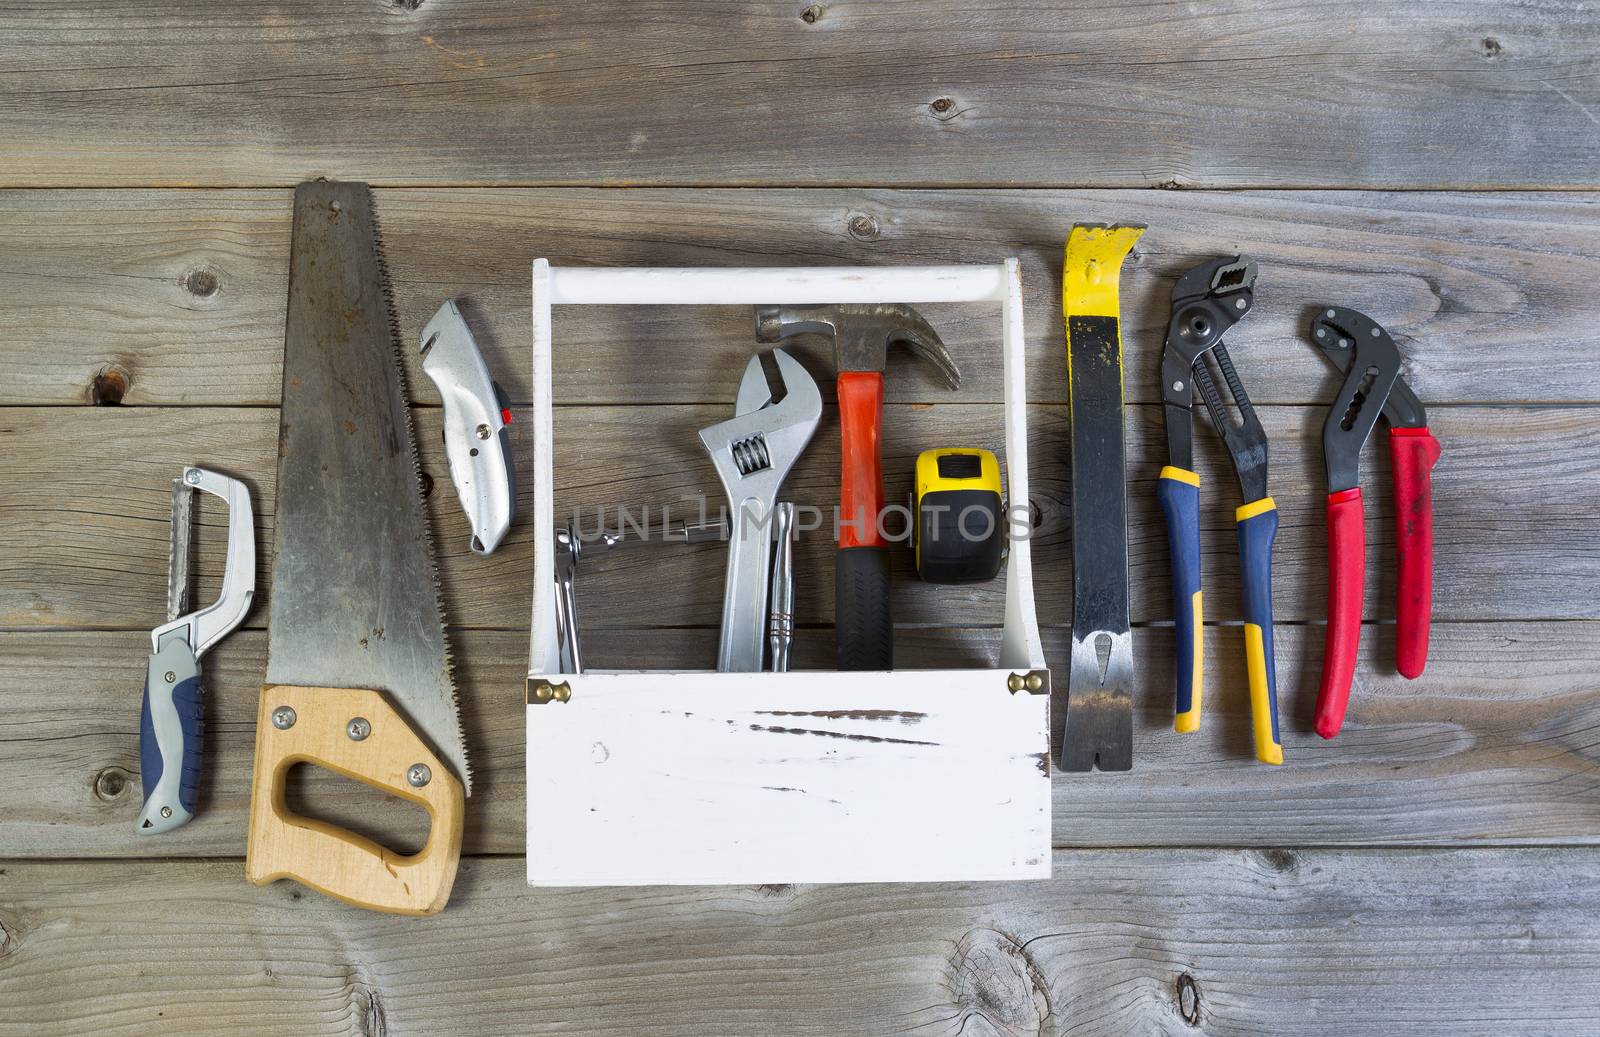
top-left (93, 767), bottom-right (132, 801)
top-left (756, 883), bottom-right (794, 898)
top-left (354, 982), bottom-right (388, 1037)
top-left (0, 912), bottom-right (20, 960)
top-left (180, 266), bottom-right (221, 299)
top-left (1254, 847), bottom-right (1298, 873)
top-left (89, 366), bottom-right (129, 405)
top-left (418, 471), bottom-right (434, 499)
top-left (800, 4), bottom-right (822, 23)
top-left (1176, 972), bottom-right (1201, 1026)
top-left (1481, 37), bottom-right (1503, 58)
top-left (943, 928), bottom-right (1052, 1036)
top-left (847, 212), bottom-right (880, 241)
top-left (1155, 179), bottom-right (1186, 190)
top-left (929, 96), bottom-right (958, 120)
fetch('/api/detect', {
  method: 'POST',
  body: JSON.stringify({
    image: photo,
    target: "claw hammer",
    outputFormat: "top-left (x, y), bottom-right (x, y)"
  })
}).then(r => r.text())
top-left (755, 304), bottom-right (960, 669)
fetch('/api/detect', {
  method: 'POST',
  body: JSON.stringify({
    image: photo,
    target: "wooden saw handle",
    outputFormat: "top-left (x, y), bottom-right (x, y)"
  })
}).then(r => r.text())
top-left (245, 685), bottom-right (465, 916)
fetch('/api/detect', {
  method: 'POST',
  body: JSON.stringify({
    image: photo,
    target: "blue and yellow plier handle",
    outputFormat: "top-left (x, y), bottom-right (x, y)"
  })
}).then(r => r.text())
top-left (1158, 257), bottom-right (1281, 765)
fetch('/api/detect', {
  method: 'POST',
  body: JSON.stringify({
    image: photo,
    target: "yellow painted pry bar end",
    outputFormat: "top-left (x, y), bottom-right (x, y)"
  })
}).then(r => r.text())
top-left (1063, 225), bottom-right (1146, 318)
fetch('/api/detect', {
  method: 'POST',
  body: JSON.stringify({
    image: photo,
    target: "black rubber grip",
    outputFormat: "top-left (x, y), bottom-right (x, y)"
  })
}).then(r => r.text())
top-left (836, 546), bottom-right (893, 670)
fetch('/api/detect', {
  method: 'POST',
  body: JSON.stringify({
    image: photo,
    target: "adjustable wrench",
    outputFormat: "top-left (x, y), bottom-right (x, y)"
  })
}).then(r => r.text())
top-left (699, 350), bottom-right (821, 672)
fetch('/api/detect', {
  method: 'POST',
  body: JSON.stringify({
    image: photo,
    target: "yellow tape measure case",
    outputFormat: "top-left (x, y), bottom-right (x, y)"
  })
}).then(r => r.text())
top-left (914, 448), bottom-right (1005, 583)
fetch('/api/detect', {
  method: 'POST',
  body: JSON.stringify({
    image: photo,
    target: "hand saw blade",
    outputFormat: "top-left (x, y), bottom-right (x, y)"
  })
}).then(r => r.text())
top-left (266, 181), bottom-right (470, 794)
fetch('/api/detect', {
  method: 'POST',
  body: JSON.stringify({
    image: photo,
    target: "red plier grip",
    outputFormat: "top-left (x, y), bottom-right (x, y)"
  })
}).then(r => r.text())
top-left (1390, 427), bottom-right (1441, 680)
top-left (1315, 488), bottom-right (1365, 739)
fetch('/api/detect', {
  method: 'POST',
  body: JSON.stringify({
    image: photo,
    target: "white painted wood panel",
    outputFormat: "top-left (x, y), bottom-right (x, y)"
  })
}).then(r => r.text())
top-left (526, 670), bottom-right (1051, 886)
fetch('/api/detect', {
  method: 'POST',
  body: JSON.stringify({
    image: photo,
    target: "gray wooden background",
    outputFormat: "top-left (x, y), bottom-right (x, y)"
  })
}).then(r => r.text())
top-left (4, 2), bottom-right (1600, 1034)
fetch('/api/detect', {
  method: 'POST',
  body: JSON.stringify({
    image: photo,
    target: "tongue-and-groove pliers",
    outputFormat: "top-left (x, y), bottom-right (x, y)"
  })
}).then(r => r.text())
top-left (1309, 307), bottom-right (1440, 739)
top-left (1158, 257), bottom-right (1282, 765)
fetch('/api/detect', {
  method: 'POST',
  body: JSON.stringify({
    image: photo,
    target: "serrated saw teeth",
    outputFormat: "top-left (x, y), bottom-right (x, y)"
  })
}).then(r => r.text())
top-left (366, 188), bottom-right (471, 795)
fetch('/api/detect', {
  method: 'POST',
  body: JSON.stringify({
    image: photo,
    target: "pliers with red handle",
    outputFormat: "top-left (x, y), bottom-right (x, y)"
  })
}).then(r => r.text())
top-left (1310, 307), bottom-right (1440, 739)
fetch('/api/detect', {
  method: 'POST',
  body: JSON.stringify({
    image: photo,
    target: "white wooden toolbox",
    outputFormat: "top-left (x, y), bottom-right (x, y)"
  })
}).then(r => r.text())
top-left (524, 261), bottom-right (1050, 886)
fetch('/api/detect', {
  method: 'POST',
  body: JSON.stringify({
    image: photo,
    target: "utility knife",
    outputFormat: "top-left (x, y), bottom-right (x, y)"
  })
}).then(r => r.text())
top-left (421, 299), bottom-right (515, 555)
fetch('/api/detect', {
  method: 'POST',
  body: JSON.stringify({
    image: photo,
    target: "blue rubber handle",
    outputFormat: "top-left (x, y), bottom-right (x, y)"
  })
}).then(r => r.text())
top-left (138, 639), bottom-right (203, 833)
top-left (1157, 467), bottom-right (1203, 732)
top-left (1236, 499), bottom-right (1282, 765)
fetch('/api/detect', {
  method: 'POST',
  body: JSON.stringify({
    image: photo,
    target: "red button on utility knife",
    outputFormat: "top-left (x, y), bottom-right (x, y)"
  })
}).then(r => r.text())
top-left (1310, 307), bottom-right (1440, 739)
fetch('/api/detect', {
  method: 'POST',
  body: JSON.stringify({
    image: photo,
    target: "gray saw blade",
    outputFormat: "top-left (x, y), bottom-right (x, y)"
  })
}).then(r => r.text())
top-left (167, 476), bottom-right (193, 622)
top-left (267, 181), bottom-right (470, 794)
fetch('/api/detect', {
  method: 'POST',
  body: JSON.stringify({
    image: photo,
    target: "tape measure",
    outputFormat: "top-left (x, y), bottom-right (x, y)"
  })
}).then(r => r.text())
top-left (914, 448), bottom-right (1004, 583)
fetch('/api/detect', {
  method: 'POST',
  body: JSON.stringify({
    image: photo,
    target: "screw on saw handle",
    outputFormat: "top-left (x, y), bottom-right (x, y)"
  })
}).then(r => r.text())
top-left (1390, 427), bottom-right (1440, 679)
top-left (835, 370), bottom-right (892, 668)
top-left (1315, 488), bottom-right (1366, 739)
top-left (1237, 498), bottom-right (1283, 765)
top-left (1156, 467), bottom-right (1203, 734)
top-left (245, 685), bottom-right (465, 916)
top-left (137, 638), bottom-right (203, 834)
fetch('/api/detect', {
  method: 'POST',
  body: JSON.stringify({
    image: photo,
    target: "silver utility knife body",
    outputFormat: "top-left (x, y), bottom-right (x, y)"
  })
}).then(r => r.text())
top-left (420, 300), bottom-right (516, 555)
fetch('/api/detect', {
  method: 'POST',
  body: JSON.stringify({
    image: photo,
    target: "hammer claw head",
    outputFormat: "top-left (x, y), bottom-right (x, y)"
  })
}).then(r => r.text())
top-left (751, 302), bottom-right (960, 388)
top-left (891, 324), bottom-right (962, 391)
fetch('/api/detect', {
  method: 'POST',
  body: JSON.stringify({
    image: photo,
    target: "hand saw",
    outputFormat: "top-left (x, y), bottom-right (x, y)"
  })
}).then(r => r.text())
top-left (245, 182), bottom-right (468, 916)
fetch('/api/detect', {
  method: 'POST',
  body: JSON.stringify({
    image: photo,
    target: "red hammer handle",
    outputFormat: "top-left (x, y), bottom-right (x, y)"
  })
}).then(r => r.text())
top-left (835, 370), bottom-right (893, 669)
top-left (837, 371), bottom-right (886, 549)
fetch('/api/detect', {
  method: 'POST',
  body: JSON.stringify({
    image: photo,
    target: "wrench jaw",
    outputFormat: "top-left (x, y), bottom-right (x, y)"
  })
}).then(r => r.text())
top-left (742, 349), bottom-right (824, 417)
top-left (735, 353), bottom-right (777, 416)
top-left (699, 349), bottom-right (821, 672)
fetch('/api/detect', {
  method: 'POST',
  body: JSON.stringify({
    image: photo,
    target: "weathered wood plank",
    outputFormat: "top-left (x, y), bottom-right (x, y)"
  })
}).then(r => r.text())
top-left (0, 191), bottom-right (290, 406)
top-left (4, 623), bottom-right (1597, 858)
top-left (3, 3), bottom-right (1597, 189)
top-left (3, 404), bottom-right (1597, 631)
top-left (3, 849), bottom-right (1599, 1036)
top-left (6, 188), bottom-right (1600, 407)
